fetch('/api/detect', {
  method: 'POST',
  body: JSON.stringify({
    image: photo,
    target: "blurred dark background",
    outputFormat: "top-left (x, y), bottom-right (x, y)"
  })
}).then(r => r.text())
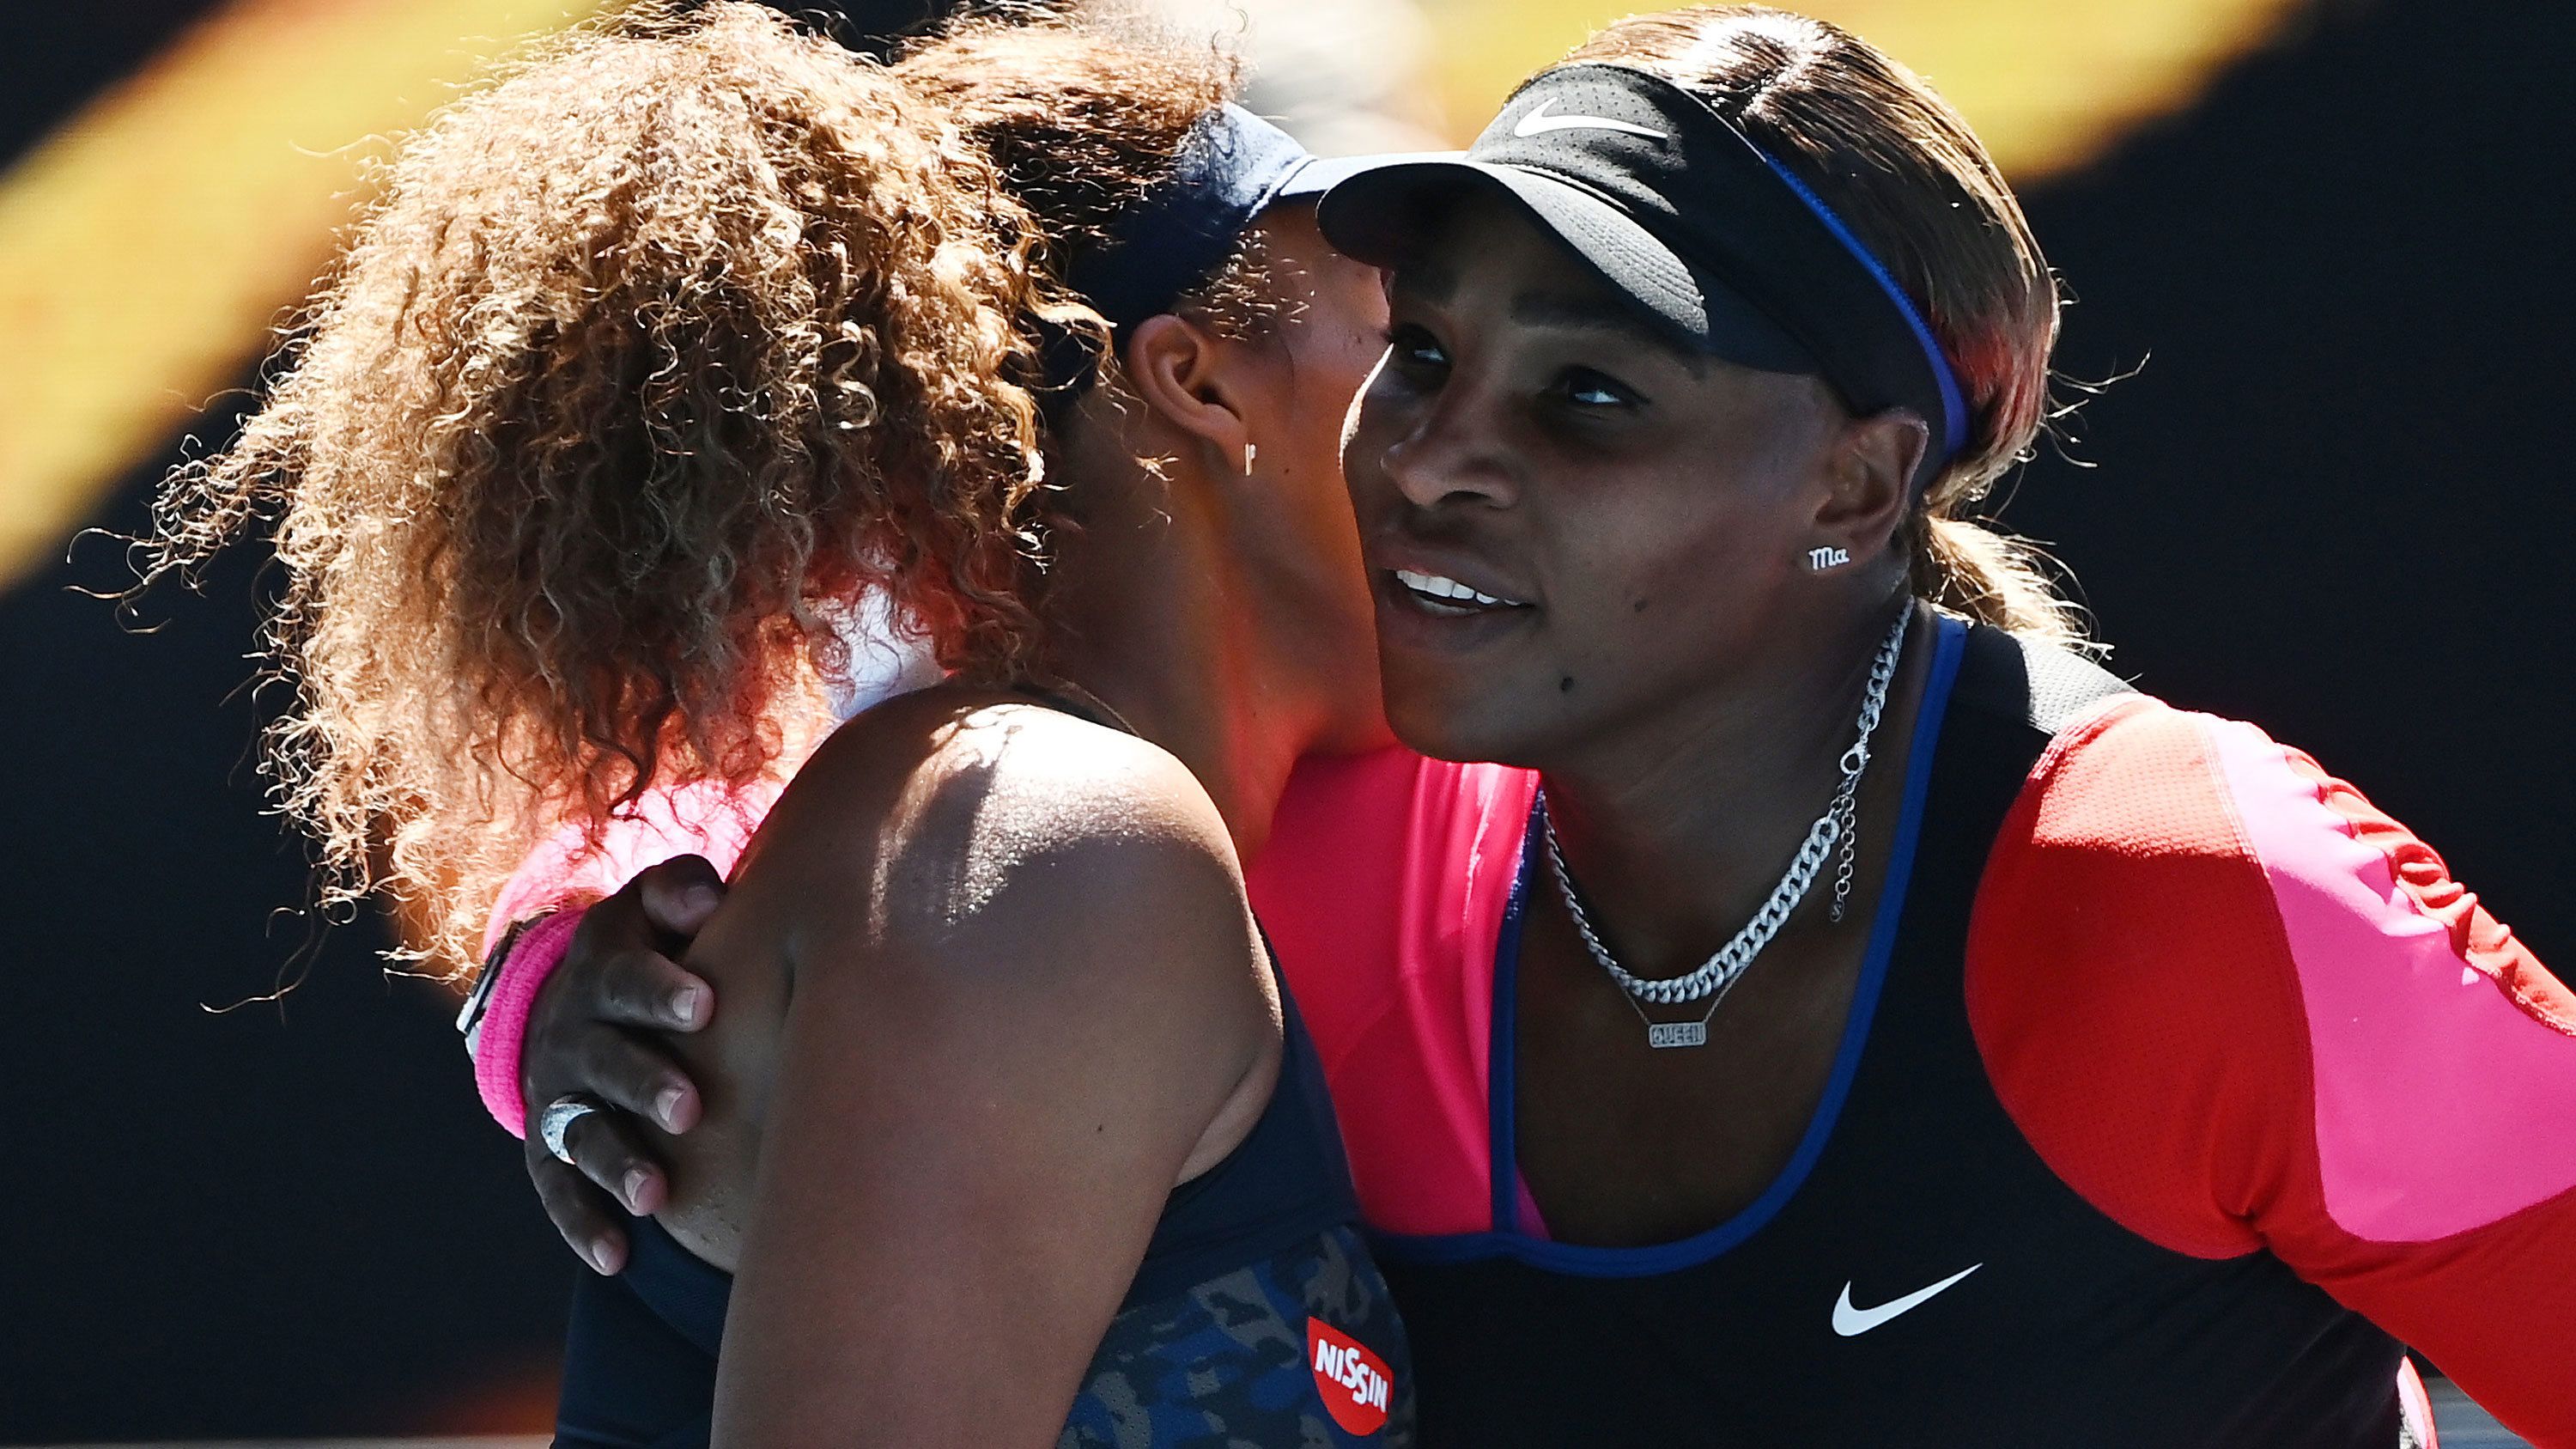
top-left (5, 0), bottom-right (2569, 1440)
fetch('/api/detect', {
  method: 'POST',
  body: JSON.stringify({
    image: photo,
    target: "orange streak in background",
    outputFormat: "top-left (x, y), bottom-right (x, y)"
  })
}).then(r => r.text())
top-left (0, 0), bottom-right (609, 588)
top-left (1415, 0), bottom-right (2309, 177)
top-left (0, 0), bottom-right (2310, 593)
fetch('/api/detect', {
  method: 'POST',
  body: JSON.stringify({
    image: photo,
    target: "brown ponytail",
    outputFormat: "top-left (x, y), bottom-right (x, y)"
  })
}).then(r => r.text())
top-left (1564, 6), bottom-right (2087, 647)
top-left (139, 3), bottom-right (1060, 967)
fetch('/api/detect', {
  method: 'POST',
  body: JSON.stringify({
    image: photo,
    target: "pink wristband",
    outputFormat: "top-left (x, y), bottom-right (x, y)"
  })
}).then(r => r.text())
top-left (474, 907), bottom-right (588, 1139)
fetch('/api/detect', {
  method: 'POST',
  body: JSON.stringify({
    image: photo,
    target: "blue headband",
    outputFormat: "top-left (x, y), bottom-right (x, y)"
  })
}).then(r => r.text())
top-left (1068, 105), bottom-right (1383, 337)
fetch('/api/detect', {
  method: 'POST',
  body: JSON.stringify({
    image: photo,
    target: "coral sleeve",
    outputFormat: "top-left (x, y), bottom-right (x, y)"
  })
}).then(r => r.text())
top-left (1969, 699), bottom-right (2576, 1446)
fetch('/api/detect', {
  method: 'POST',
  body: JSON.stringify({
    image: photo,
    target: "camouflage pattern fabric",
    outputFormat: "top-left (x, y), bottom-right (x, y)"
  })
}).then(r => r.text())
top-left (556, 1218), bottom-right (1411, 1447)
top-left (1061, 1226), bottom-right (1415, 1448)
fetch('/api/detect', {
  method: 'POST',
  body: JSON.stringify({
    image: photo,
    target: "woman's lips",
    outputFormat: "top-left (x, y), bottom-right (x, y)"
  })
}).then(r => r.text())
top-left (1391, 567), bottom-right (1530, 612)
top-left (1373, 565), bottom-right (1538, 652)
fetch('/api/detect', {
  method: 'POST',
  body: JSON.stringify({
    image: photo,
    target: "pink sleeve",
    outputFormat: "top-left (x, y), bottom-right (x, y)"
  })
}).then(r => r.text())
top-left (1969, 701), bottom-right (2576, 1445)
top-left (471, 777), bottom-right (781, 1136)
top-left (1248, 746), bottom-right (1538, 1236)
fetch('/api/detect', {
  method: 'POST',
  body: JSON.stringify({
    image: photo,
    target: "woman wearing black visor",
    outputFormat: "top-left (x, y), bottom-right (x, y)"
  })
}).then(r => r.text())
top-left (1301, 8), bottom-right (2576, 1446)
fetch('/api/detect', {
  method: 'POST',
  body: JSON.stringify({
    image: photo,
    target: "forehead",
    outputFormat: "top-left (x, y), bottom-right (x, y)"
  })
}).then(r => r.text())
top-left (1388, 193), bottom-right (1704, 370)
top-left (1245, 202), bottom-right (1386, 318)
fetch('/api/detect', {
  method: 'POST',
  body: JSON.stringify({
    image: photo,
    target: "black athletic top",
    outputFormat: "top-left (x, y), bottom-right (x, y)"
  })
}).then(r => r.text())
top-left (1370, 623), bottom-right (2419, 1447)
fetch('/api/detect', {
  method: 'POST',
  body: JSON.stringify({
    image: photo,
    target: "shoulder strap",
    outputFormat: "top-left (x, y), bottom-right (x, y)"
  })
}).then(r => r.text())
top-left (1949, 623), bottom-right (2133, 739)
top-left (2016, 633), bottom-right (2133, 736)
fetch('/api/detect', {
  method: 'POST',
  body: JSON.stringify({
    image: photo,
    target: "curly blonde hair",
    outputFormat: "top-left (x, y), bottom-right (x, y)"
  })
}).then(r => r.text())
top-left (142, 3), bottom-right (1062, 968)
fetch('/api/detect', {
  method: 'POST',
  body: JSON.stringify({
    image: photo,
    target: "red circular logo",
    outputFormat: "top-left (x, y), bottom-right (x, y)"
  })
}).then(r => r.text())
top-left (1306, 1318), bottom-right (1393, 1436)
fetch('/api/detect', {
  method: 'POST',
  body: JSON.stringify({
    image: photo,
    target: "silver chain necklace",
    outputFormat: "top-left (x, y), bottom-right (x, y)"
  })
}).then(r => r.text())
top-left (1538, 603), bottom-right (1911, 1050)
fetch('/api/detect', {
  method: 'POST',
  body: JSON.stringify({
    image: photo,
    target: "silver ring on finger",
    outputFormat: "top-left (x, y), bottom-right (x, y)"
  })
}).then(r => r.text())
top-left (539, 1092), bottom-right (610, 1166)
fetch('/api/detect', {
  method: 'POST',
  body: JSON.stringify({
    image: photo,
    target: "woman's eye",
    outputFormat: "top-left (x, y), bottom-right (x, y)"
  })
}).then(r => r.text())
top-left (1384, 323), bottom-right (1449, 373)
top-left (1559, 368), bottom-right (1642, 410)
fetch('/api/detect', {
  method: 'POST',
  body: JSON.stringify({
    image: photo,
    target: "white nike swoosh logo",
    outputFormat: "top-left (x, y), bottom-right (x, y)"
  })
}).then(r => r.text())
top-left (1831, 1263), bottom-right (1983, 1336)
top-left (1511, 98), bottom-right (1669, 141)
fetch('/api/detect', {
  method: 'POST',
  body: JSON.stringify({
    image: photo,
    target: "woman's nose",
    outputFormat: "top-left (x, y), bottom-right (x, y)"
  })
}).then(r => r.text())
top-left (1380, 393), bottom-right (1517, 514)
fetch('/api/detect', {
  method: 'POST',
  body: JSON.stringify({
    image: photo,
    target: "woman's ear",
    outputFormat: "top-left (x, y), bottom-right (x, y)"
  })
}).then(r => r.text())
top-left (1121, 313), bottom-right (1253, 478)
top-left (1814, 408), bottom-right (1929, 565)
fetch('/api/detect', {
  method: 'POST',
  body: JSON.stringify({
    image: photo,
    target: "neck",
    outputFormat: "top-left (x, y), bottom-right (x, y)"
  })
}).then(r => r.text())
top-left (1537, 596), bottom-right (1924, 977)
top-left (1035, 466), bottom-right (1323, 864)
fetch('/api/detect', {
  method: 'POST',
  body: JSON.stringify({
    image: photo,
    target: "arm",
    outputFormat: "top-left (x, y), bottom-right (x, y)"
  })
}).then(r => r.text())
top-left (1969, 701), bottom-right (2576, 1445)
top-left (471, 778), bottom-right (781, 1132)
top-left (471, 777), bottom-right (778, 1271)
top-left (708, 709), bottom-right (1274, 1446)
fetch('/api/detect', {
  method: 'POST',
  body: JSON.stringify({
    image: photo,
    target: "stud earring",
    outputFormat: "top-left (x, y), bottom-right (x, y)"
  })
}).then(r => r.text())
top-left (1243, 442), bottom-right (1258, 477)
top-left (1807, 545), bottom-right (1851, 572)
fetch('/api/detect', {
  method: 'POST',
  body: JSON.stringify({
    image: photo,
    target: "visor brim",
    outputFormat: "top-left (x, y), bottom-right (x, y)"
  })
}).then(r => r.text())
top-left (1318, 157), bottom-right (1816, 374)
top-left (1266, 150), bottom-right (1455, 208)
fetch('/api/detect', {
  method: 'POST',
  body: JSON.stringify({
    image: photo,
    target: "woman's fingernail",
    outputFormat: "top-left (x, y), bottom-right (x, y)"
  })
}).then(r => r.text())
top-left (589, 1241), bottom-right (619, 1275)
top-left (624, 1169), bottom-right (652, 1210)
top-left (670, 985), bottom-right (707, 1025)
top-left (656, 1085), bottom-right (690, 1129)
top-left (682, 885), bottom-right (722, 917)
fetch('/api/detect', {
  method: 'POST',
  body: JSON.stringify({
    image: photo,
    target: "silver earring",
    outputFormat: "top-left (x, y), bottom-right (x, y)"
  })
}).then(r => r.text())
top-left (1807, 545), bottom-right (1851, 572)
top-left (1242, 442), bottom-right (1258, 477)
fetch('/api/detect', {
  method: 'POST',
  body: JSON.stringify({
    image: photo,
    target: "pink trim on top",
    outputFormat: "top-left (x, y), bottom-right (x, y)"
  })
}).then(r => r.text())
top-left (2397, 1357), bottom-right (2441, 1449)
top-left (2202, 716), bottom-right (2576, 1243)
top-left (1248, 749), bottom-right (1538, 1238)
top-left (1377, 759), bottom-right (1534, 1235)
top-left (476, 908), bottom-right (586, 1139)
top-left (1512, 1173), bottom-right (1552, 1241)
top-left (478, 780), bottom-right (777, 959)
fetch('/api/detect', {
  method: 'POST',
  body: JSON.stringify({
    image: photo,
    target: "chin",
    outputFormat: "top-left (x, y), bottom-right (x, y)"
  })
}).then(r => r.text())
top-left (1381, 674), bottom-right (1552, 769)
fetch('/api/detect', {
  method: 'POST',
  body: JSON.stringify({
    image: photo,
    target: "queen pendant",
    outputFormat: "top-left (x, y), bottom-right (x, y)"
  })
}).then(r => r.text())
top-left (1646, 1020), bottom-right (1710, 1050)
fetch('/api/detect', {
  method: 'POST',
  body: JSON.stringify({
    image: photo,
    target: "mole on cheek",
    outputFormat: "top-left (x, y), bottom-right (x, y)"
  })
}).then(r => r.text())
top-left (1558, 676), bottom-right (1577, 694)
top-left (1631, 598), bottom-right (1649, 613)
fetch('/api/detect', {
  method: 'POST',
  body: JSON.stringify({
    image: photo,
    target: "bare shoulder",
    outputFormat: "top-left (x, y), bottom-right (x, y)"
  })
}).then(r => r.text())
top-left (742, 685), bottom-right (1252, 983)
top-left (657, 690), bottom-right (1268, 1262)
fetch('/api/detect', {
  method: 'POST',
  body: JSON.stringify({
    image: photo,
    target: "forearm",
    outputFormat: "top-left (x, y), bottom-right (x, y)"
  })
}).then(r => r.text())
top-left (465, 777), bottom-right (778, 1132)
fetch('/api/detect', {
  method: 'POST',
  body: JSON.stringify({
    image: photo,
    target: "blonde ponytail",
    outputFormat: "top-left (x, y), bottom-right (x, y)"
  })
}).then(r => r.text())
top-left (1913, 513), bottom-right (2087, 648)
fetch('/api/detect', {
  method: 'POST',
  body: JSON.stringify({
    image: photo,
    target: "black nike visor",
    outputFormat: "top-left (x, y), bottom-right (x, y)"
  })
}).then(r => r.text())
top-left (1318, 63), bottom-right (1968, 484)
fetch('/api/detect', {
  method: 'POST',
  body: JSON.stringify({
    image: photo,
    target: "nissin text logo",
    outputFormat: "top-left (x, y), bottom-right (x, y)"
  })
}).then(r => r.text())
top-left (1306, 1318), bottom-right (1393, 1435)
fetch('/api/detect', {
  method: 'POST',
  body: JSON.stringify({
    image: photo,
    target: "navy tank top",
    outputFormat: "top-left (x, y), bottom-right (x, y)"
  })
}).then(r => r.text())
top-left (556, 940), bottom-right (1412, 1446)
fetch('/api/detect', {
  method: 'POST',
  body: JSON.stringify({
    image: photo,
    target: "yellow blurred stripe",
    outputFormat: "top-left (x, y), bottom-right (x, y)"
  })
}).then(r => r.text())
top-left (1, 0), bottom-right (2310, 590)
top-left (0, 0), bottom-right (610, 588)
top-left (1419, 0), bottom-right (2305, 178)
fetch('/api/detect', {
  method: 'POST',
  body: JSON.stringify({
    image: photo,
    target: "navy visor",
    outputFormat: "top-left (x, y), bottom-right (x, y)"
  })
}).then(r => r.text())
top-left (1072, 104), bottom-right (1390, 334)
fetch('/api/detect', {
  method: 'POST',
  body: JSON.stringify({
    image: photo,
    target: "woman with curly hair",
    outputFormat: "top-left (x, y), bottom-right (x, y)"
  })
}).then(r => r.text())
top-left (146, 5), bottom-right (1411, 1444)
